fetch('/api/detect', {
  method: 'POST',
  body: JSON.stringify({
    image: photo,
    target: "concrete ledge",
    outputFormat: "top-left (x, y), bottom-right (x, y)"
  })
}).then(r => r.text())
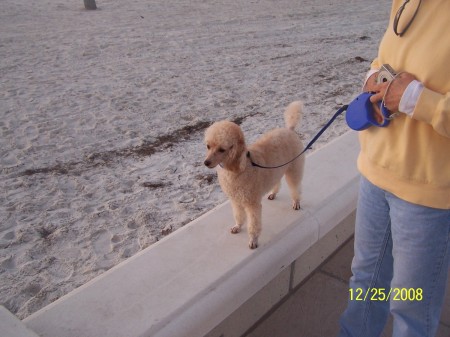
top-left (24, 131), bottom-right (360, 337)
top-left (0, 306), bottom-right (40, 337)
top-left (206, 210), bottom-right (356, 337)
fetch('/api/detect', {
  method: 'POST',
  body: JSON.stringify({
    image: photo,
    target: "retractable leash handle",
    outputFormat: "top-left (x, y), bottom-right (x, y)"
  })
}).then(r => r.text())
top-left (345, 92), bottom-right (391, 131)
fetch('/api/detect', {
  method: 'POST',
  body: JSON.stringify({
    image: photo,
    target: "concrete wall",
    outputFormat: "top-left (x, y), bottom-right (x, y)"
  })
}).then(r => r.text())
top-left (205, 210), bottom-right (355, 337)
top-left (17, 131), bottom-right (360, 337)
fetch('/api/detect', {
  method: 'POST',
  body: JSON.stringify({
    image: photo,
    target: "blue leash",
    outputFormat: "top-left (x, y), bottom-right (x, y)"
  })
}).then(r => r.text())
top-left (249, 104), bottom-right (349, 169)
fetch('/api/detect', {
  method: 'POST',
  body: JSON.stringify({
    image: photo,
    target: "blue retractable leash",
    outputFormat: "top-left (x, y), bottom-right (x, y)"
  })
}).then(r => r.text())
top-left (248, 104), bottom-right (349, 169)
top-left (345, 92), bottom-right (393, 131)
top-left (346, 64), bottom-right (398, 131)
top-left (249, 91), bottom-right (393, 169)
top-left (250, 64), bottom-right (399, 168)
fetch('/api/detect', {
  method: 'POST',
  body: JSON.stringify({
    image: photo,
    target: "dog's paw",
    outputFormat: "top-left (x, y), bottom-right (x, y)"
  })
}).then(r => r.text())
top-left (292, 200), bottom-right (301, 210)
top-left (249, 238), bottom-right (258, 249)
top-left (268, 193), bottom-right (276, 200)
top-left (230, 225), bottom-right (241, 234)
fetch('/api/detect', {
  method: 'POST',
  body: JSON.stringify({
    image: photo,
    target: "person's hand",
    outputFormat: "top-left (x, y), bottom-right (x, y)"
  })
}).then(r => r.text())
top-left (363, 72), bottom-right (384, 123)
top-left (369, 72), bottom-right (417, 113)
top-left (363, 72), bottom-right (379, 93)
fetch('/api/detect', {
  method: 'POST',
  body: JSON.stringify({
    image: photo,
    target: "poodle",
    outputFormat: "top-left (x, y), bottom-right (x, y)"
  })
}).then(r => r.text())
top-left (203, 101), bottom-right (305, 249)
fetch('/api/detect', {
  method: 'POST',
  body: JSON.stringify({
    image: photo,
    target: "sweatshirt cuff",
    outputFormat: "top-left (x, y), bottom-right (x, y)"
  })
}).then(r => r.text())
top-left (399, 80), bottom-right (424, 116)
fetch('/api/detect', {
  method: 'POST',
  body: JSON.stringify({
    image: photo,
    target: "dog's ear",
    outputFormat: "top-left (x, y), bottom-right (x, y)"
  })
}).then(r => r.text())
top-left (227, 131), bottom-right (246, 172)
top-left (230, 129), bottom-right (245, 155)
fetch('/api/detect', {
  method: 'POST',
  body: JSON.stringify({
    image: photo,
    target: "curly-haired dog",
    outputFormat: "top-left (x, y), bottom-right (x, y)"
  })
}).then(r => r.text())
top-left (204, 101), bottom-right (305, 249)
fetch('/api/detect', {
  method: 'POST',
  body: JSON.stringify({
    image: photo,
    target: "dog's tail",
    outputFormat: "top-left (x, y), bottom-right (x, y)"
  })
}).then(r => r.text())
top-left (284, 101), bottom-right (303, 131)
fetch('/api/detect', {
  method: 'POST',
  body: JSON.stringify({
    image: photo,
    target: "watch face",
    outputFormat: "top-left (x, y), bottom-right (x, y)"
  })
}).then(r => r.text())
top-left (377, 64), bottom-right (397, 84)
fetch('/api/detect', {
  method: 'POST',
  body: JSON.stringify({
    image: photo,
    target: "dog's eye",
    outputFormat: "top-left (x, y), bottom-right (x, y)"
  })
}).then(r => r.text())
top-left (218, 148), bottom-right (226, 153)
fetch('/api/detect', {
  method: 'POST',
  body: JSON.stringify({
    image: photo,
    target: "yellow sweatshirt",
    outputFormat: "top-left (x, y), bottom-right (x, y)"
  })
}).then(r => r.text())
top-left (358, 0), bottom-right (450, 209)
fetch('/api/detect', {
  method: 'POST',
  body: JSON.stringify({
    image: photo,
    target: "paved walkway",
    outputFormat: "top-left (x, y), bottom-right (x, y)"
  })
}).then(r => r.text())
top-left (246, 237), bottom-right (450, 337)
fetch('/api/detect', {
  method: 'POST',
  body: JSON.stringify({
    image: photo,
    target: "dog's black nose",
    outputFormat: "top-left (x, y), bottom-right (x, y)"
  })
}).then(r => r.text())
top-left (204, 160), bottom-right (211, 167)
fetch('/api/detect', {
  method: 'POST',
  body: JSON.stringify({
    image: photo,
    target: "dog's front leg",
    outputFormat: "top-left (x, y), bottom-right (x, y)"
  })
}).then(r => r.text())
top-left (230, 201), bottom-right (245, 234)
top-left (246, 202), bottom-right (262, 249)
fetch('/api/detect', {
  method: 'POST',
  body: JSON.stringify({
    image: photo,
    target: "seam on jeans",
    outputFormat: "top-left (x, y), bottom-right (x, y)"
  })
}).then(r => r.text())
top-left (426, 225), bottom-right (450, 337)
top-left (360, 220), bottom-right (392, 337)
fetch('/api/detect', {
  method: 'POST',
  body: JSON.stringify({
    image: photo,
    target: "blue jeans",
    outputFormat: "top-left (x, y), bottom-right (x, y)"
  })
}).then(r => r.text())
top-left (338, 176), bottom-right (450, 337)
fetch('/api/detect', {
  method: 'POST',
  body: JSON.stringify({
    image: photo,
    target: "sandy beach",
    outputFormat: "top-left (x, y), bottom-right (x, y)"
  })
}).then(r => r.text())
top-left (1, 0), bottom-right (390, 319)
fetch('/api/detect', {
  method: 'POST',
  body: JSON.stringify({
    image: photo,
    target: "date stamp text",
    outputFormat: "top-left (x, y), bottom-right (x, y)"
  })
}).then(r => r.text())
top-left (349, 288), bottom-right (423, 302)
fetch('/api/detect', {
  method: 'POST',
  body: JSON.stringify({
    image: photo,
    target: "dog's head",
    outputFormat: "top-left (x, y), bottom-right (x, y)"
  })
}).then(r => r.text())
top-left (204, 121), bottom-right (246, 171)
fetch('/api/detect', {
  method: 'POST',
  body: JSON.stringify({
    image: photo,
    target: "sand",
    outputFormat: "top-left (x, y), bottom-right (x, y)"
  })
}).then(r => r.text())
top-left (1, 0), bottom-right (390, 319)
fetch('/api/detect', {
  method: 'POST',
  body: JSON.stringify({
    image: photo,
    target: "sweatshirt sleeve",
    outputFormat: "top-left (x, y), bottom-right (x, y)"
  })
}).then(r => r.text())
top-left (370, 58), bottom-right (381, 70)
top-left (413, 88), bottom-right (450, 138)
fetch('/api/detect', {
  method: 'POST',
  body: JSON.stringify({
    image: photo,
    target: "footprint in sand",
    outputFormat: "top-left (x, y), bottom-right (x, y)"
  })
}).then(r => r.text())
top-left (92, 230), bottom-right (113, 256)
top-left (0, 231), bottom-right (16, 249)
top-left (24, 125), bottom-right (38, 141)
top-left (46, 258), bottom-right (74, 280)
top-left (0, 255), bottom-right (16, 271)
